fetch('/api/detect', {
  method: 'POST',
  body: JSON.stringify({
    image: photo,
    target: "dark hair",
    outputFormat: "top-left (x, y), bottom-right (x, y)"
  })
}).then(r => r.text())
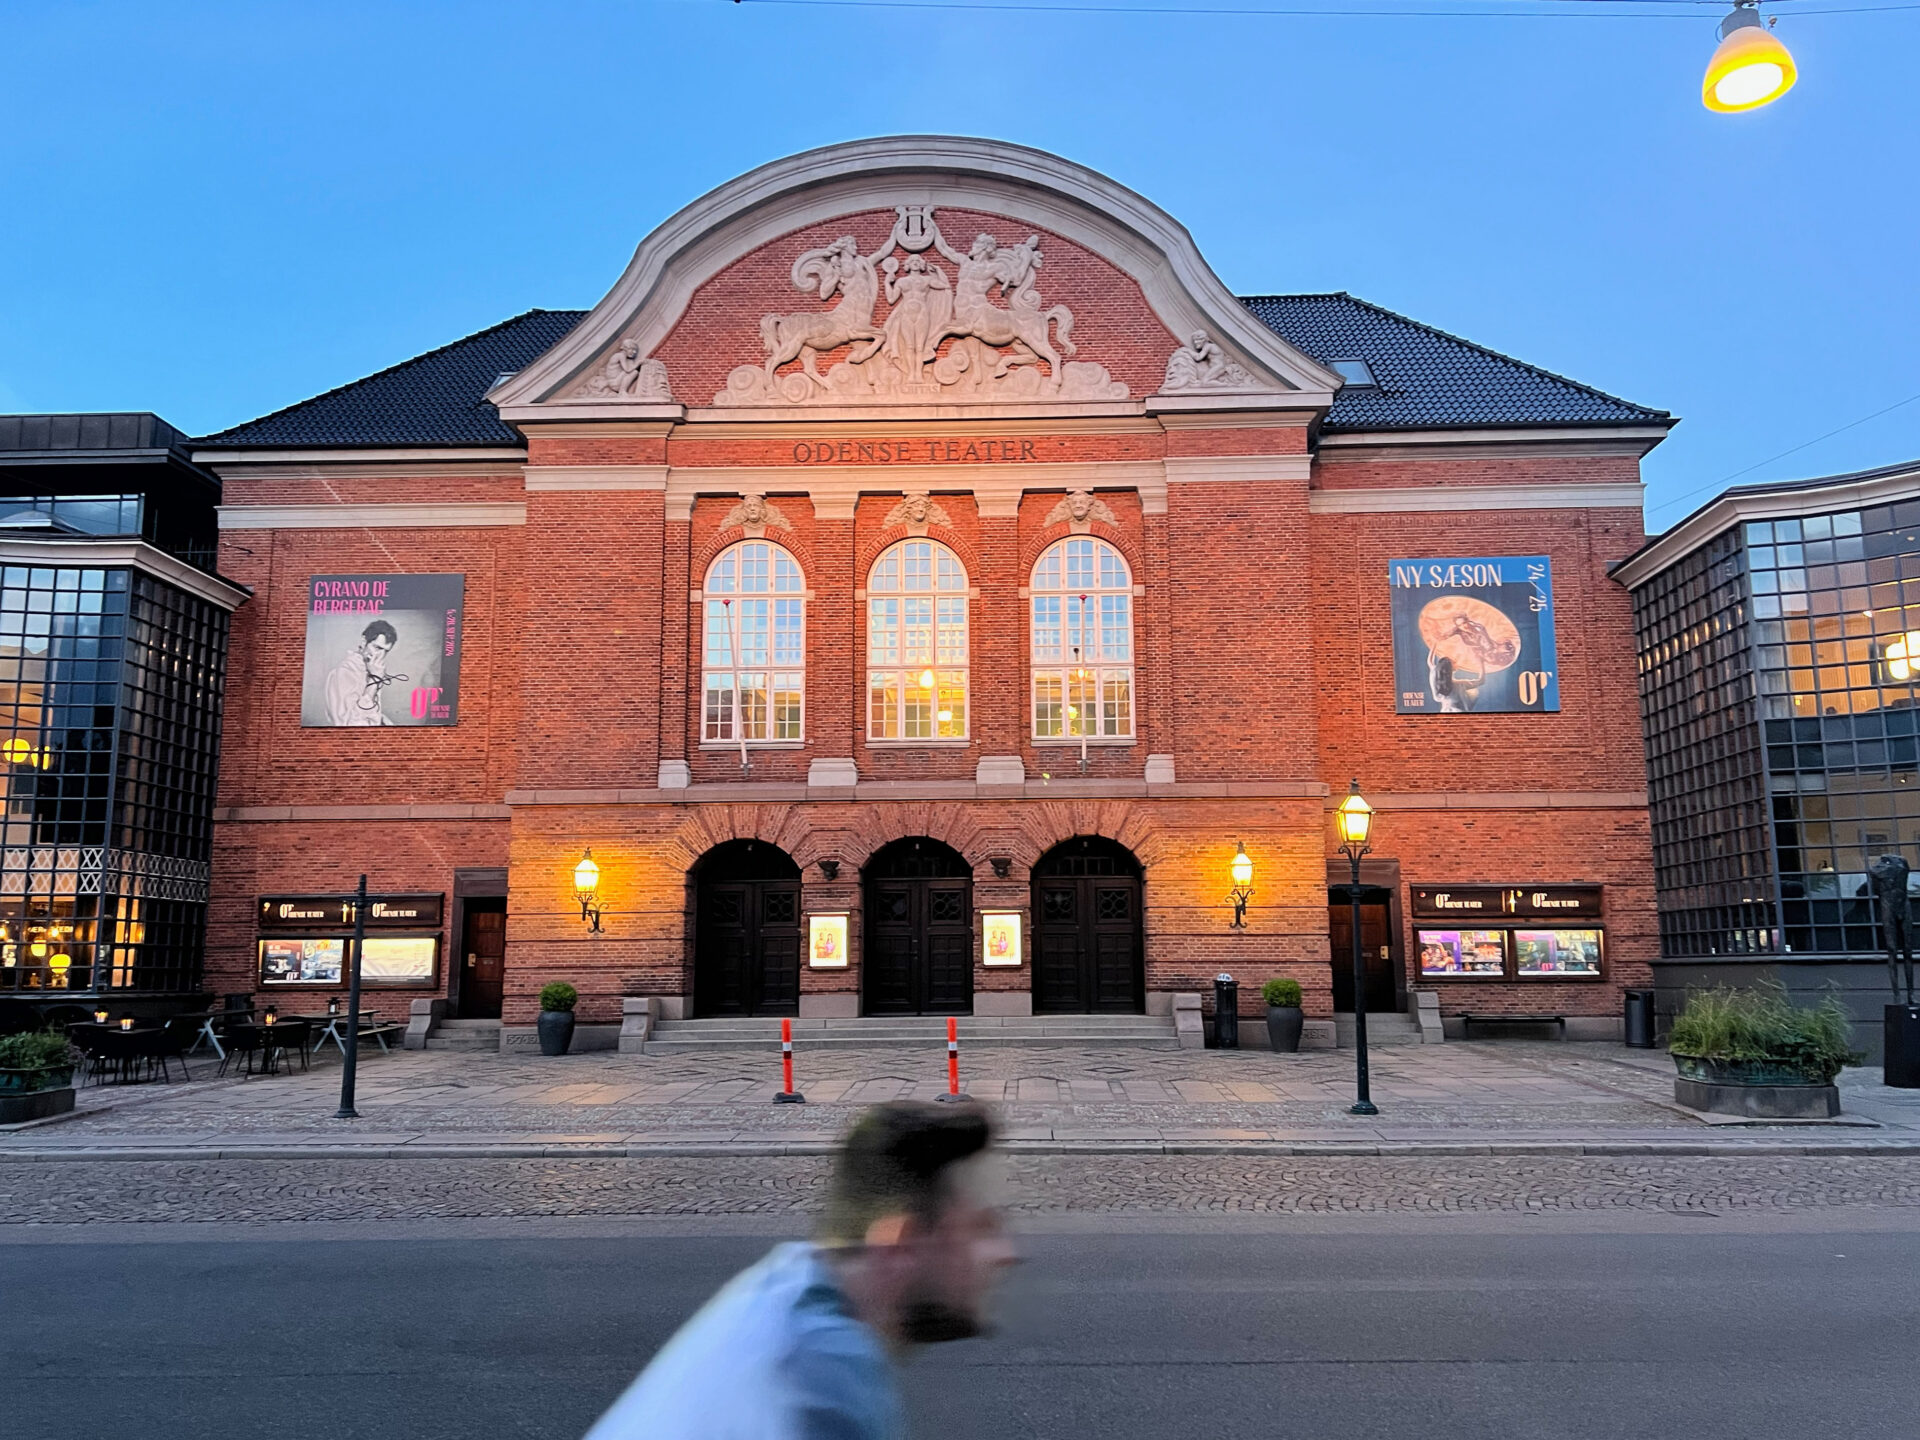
top-left (817, 1102), bottom-right (994, 1244)
top-left (361, 620), bottom-right (398, 647)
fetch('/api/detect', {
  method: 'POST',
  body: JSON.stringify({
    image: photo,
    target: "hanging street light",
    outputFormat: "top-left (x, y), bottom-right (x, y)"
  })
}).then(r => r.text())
top-left (1703, 4), bottom-right (1797, 113)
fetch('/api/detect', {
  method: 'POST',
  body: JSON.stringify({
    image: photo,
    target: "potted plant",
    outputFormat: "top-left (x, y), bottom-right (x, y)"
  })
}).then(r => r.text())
top-left (0, 1029), bottom-right (81, 1123)
top-left (1261, 977), bottom-right (1305, 1053)
top-left (537, 982), bottom-right (579, 1056)
top-left (1667, 985), bottom-right (1861, 1117)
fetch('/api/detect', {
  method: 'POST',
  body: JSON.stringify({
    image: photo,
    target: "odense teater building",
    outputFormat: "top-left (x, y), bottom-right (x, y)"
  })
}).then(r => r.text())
top-left (184, 137), bottom-right (1672, 1047)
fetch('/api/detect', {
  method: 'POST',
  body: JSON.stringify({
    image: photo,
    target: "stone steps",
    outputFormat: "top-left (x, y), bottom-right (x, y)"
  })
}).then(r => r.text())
top-left (425, 1018), bottom-right (502, 1052)
top-left (642, 1014), bottom-right (1179, 1052)
top-left (1333, 1012), bottom-right (1426, 1047)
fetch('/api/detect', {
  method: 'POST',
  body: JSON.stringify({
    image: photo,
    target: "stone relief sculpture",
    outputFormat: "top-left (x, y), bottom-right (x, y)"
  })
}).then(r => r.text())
top-left (1161, 331), bottom-right (1257, 392)
top-left (882, 491), bottom-right (953, 536)
top-left (717, 206), bottom-right (1128, 406)
top-left (720, 493), bottom-right (793, 538)
top-left (580, 339), bottom-right (672, 400)
top-left (1044, 490), bottom-right (1118, 534)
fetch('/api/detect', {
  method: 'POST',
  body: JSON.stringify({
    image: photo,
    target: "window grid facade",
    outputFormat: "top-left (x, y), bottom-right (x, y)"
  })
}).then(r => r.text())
top-left (1636, 497), bottom-right (1920, 959)
top-left (868, 540), bottom-right (968, 741)
top-left (703, 542), bottom-right (805, 744)
top-left (1030, 538), bottom-right (1134, 739)
top-left (0, 568), bottom-right (227, 996)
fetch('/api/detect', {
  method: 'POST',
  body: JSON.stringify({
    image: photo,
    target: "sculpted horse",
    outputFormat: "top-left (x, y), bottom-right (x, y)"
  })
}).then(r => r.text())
top-left (758, 236), bottom-right (885, 390)
top-left (935, 233), bottom-right (1076, 388)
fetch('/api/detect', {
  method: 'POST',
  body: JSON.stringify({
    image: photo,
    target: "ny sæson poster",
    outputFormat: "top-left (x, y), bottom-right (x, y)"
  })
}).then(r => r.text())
top-left (301, 575), bottom-right (465, 727)
top-left (1389, 557), bottom-right (1559, 714)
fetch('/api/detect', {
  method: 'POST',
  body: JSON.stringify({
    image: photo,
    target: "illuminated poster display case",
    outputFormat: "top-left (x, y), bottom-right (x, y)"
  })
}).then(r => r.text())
top-left (1411, 885), bottom-right (1605, 981)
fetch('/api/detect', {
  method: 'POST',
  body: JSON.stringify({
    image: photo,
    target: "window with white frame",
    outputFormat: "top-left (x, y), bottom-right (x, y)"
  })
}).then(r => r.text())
top-left (867, 539), bottom-right (968, 740)
top-left (703, 541), bottom-right (805, 743)
top-left (1031, 537), bottom-right (1134, 738)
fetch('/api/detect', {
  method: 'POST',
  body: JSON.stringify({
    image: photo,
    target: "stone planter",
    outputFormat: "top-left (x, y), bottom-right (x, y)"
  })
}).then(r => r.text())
top-left (1265, 1005), bottom-right (1304, 1054)
top-left (1672, 1054), bottom-right (1840, 1118)
top-left (0, 1085), bottom-right (75, 1124)
top-left (0, 1063), bottom-right (75, 1094)
top-left (537, 1010), bottom-right (576, 1056)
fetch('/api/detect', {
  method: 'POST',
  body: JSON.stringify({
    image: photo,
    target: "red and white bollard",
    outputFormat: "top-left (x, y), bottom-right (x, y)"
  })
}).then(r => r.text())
top-left (936, 1015), bottom-right (969, 1103)
top-left (774, 1016), bottom-right (806, 1104)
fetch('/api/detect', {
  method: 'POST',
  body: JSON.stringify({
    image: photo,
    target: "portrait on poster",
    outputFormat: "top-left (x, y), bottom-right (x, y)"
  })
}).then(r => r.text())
top-left (808, 914), bottom-right (849, 968)
top-left (1389, 557), bottom-right (1559, 714)
top-left (301, 574), bottom-right (465, 727)
top-left (981, 912), bottom-right (1023, 968)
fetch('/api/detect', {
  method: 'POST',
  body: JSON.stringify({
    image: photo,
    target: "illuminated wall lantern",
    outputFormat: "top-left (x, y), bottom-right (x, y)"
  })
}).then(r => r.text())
top-left (1228, 842), bottom-right (1254, 929)
top-left (574, 848), bottom-right (604, 933)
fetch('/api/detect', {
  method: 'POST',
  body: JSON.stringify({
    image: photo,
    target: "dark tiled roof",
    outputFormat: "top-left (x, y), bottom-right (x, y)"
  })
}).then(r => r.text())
top-left (196, 294), bottom-right (1667, 448)
top-left (1244, 292), bottom-right (1669, 431)
top-left (197, 310), bottom-right (586, 448)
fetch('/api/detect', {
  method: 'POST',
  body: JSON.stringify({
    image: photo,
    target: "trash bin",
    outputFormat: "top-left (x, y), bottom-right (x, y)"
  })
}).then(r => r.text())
top-left (1624, 989), bottom-right (1656, 1049)
top-left (1213, 973), bottom-right (1239, 1050)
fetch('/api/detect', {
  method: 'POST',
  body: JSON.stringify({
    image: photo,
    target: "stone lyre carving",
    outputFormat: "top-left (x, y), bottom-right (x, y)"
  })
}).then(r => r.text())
top-left (718, 206), bottom-right (1128, 406)
top-left (579, 339), bottom-right (673, 400)
top-left (1161, 331), bottom-right (1257, 393)
top-left (1044, 490), bottom-right (1118, 534)
top-left (720, 494), bottom-right (793, 538)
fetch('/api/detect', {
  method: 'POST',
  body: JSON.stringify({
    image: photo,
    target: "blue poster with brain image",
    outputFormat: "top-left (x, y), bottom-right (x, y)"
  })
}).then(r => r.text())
top-left (1389, 556), bottom-right (1559, 714)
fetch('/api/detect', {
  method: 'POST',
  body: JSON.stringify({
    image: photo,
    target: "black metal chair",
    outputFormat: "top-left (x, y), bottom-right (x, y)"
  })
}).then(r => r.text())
top-left (66, 1024), bottom-right (113, 1086)
top-left (261, 1019), bottom-right (310, 1074)
top-left (153, 1017), bottom-right (199, 1082)
top-left (216, 1021), bottom-right (262, 1077)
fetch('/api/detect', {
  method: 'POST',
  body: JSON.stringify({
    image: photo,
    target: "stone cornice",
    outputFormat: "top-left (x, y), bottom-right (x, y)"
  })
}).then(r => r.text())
top-left (217, 502), bottom-right (527, 530)
top-left (1309, 483), bottom-right (1644, 514)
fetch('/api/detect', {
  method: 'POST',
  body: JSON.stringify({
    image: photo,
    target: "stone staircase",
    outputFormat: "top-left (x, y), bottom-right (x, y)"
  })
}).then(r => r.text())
top-left (424, 1018), bottom-right (502, 1052)
top-left (642, 1013), bottom-right (1179, 1053)
top-left (1333, 1011), bottom-right (1426, 1047)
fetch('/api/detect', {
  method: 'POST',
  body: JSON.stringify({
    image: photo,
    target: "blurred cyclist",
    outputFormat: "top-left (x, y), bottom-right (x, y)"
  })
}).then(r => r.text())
top-left (586, 1101), bottom-right (1015, 1440)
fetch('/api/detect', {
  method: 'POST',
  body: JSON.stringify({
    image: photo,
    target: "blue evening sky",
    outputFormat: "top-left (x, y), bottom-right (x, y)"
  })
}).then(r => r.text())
top-left (2, 0), bottom-right (1914, 528)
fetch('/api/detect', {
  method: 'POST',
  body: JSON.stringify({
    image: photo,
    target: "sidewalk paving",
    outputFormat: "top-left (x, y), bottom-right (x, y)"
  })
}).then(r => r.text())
top-left (6, 1039), bottom-right (1919, 1158)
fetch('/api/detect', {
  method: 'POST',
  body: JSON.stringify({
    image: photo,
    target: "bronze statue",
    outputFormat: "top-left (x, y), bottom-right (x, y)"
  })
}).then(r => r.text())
top-left (1869, 853), bottom-right (1917, 1003)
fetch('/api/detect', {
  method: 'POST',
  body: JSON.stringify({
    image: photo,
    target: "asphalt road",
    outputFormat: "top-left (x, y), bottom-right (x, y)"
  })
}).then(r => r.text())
top-left (9, 1220), bottom-right (1915, 1440)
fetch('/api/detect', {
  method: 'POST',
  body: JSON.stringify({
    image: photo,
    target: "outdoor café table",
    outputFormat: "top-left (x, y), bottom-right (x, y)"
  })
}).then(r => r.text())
top-left (299, 1014), bottom-right (398, 1056)
top-left (70, 1024), bottom-right (164, 1084)
top-left (253, 1018), bottom-right (312, 1075)
top-left (189, 1007), bottom-right (253, 1061)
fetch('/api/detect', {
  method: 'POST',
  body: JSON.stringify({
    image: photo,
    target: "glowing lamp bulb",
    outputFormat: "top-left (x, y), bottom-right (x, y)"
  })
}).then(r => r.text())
top-left (1702, 7), bottom-right (1797, 113)
top-left (574, 849), bottom-right (600, 896)
top-left (1230, 843), bottom-right (1253, 889)
top-left (918, 669), bottom-right (935, 690)
top-left (1337, 783), bottom-right (1375, 847)
top-left (1888, 632), bottom-right (1920, 682)
top-left (2, 738), bottom-right (29, 763)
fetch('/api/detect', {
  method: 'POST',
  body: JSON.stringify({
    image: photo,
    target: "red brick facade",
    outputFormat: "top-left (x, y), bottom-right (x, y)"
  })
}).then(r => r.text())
top-left (202, 142), bottom-right (1661, 1037)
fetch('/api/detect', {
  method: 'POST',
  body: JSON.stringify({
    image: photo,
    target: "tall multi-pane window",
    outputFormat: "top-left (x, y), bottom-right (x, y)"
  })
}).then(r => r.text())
top-left (868, 540), bottom-right (968, 740)
top-left (1031, 538), bottom-right (1133, 738)
top-left (703, 542), bottom-right (805, 743)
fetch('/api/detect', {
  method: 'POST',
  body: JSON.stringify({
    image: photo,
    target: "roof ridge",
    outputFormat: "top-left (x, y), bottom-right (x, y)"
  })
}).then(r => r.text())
top-left (1252, 291), bottom-right (1667, 421)
top-left (196, 308), bottom-right (582, 444)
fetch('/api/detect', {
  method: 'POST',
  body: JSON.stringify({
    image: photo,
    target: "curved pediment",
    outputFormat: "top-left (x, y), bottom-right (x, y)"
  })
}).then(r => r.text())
top-left (491, 136), bottom-right (1340, 421)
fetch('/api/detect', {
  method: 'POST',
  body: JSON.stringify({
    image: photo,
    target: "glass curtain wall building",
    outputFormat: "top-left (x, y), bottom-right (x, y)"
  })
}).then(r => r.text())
top-left (0, 416), bottom-right (244, 1015)
top-left (1617, 461), bottom-right (1920, 1042)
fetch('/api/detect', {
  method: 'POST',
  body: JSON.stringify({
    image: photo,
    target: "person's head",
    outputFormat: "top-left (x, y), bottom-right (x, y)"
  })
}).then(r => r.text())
top-left (817, 1101), bottom-right (1014, 1348)
top-left (358, 620), bottom-right (398, 662)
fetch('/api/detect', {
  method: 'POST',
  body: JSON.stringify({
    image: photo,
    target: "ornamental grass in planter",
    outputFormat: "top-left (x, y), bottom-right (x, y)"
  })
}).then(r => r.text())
top-left (537, 982), bottom-right (579, 1056)
top-left (0, 1030), bottom-right (79, 1092)
top-left (1667, 985), bottom-right (1860, 1086)
top-left (1261, 977), bottom-right (1305, 1054)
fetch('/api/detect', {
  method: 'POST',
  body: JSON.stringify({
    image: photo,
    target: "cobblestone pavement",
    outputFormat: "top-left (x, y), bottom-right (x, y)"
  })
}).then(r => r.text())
top-left (4, 1152), bottom-right (1920, 1223)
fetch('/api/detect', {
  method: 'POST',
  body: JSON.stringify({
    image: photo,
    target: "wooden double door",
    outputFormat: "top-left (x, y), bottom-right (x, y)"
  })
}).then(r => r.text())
top-left (1032, 837), bottom-right (1145, 1014)
top-left (1329, 886), bottom-right (1399, 1014)
top-left (864, 840), bottom-right (973, 1015)
top-left (694, 841), bottom-right (802, 1017)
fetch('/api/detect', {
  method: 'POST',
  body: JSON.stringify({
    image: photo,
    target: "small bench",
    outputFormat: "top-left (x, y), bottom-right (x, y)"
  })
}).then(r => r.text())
top-left (1460, 1013), bottom-right (1566, 1037)
top-left (355, 1022), bottom-right (403, 1052)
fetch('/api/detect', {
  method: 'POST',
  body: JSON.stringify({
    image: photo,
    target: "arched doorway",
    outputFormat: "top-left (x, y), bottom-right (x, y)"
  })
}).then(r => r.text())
top-left (692, 840), bottom-right (802, 1017)
top-left (1032, 836), bottom-right (1145, 1014)
top-left (863, 838), bottom-right (973, 1015)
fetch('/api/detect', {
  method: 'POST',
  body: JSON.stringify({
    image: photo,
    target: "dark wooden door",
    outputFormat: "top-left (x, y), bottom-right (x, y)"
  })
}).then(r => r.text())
top-left (458, 901), bottom-right (506, 1019)
top-left (1329, 890), bottom-right (1397, 1014)
top-left (1034, 871), bottom-right (1143, 1014)
top-left (695, 880), bottom-right (801, 1016)
top-left (864, 847), bottom-right (972, 1016)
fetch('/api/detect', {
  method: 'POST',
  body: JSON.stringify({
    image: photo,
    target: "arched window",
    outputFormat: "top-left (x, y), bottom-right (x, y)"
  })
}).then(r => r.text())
top-left (703, 541), bottom-right (805, 743)
top-left (1031, 537), bottom-right (1133, 738)
top-left (867, 539), bottom-right (968, 740)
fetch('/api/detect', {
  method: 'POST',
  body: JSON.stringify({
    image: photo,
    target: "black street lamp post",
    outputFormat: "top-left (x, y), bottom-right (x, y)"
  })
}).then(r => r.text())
top-left (335, 873), bottom-right (367, 1120)
top-left (1335, 780), bottom-right (1377, 1116)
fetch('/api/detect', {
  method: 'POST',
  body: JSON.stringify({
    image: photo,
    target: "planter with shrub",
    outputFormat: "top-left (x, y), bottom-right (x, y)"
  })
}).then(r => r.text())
top-left (1667, 985), bottom-right (1860, 1118)
top-left (537, 983), bottom-right (579, 1056)
top-left (0, 1030), bottom-right (80, 1123)
top-left (1261, 978), bottom-right (1305, 1054)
